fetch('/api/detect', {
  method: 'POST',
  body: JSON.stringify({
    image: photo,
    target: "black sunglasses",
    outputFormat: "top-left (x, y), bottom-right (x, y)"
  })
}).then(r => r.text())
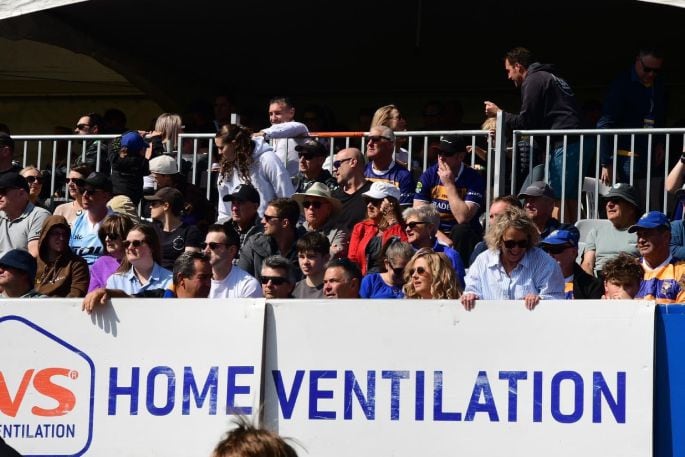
top-left (333, 158), bottom-right (352, 169)
top-left (605, 198), bottom-right (625, 205)
top-left (386, 261), bottom-right (405, 277)
top-left (75, 123), bottom-right (90, 130)
top-left (66, 178), bottom-right (85, 186)
top-left (201, 241), bottom-right (229, 250)
top-left (105, 232), bottom-right (120, 241)
top-left (409, 266), bottom-right (428, 276)
top-left (298, 152), bottom-right (316, 161)
top-left (260, 275), bottom-right (288, 285)
top-left (640, 58), bottom-right (661, 74)
top-left (263, 214), bottom-right (281, 223)
top-left (364, 197), bottom-right (383, 206)
top-left (25, 176), bottom-right (43, 184)
top-left (543, 244), bottom-right (571, 255)
top-left (82, 188), bottom-right (103, 196)
top-left (406, 221), bottom-right (428, 229)
top-left (502, 239), bottom-right (529, 249)
top-left (303, 200), bottom-right (324, 209)
top-left (367, 135), bottom-right (392, 143)
top-left (123, 239), bottom-right (147, 249)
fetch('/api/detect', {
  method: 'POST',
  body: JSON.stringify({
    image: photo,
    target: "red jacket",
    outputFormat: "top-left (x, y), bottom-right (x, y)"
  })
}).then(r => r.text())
top-left (348, 219), bottom-right (407, 274)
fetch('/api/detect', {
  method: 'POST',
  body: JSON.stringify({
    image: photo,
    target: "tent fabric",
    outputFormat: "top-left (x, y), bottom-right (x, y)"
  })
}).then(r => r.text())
top-left (0, 0), bottom-right (86, 21)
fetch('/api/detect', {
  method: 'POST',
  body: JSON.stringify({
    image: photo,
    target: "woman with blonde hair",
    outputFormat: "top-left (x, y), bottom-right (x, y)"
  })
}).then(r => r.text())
top-left (215, 124), bottom-right (294, 219)
top-left (146, 113), bottom-right (184, 158)
top-left (461, 206), bottom-right (565, 311)
top-left (403, 248), bottom-right (461, 299)
top-left (20, 165), bottom-right (46, 208)
top-left (370, 104), bottom-right (413, 168)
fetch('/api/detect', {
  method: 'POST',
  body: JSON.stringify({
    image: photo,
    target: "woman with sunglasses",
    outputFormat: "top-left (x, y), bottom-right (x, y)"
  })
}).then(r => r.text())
top-left (88, 214), bottom-right (135, 292)
top-left (461, 206), bottom-right (565, 311)
top-left (348, 182), bottom-right (407, 274)
top-left (359, 239), bottom-right (413, 299)
top-left (215, 124), bottom-right (294, 220)
top-left (54, 165), bottom-right (91, 226)
top-left (403, 248), bottom-right (460, 299)
top-left (35, 215), bottom-right (89, 297)
top-left (105, 223), bottom-right (172, 295)
top-left (20, 166), bottom-right (46, 209)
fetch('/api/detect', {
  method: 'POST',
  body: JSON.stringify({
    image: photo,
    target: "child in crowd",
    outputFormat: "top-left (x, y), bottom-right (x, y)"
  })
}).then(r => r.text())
top-left (601, 252), bottom-right (644, 299)
top-left (292, 232), bottom-right (330, 299)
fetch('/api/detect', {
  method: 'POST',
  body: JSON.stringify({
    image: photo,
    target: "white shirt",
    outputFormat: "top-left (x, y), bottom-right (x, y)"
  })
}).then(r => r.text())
top-left (209, 265), bottom-right (263, 298)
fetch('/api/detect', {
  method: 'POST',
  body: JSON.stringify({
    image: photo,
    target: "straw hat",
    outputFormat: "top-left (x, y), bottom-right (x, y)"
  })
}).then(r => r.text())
top-left (292, 182), bottom-right (342, 212)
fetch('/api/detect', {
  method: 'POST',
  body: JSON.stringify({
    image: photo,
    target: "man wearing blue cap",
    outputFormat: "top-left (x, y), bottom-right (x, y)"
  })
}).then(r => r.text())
top-left (541, 226), bottom-right (603, 299)
top-left (0, 249), bottom-right (44, 297)
top-left (109, 130), bottom-right (149, 206)
top-left (628, 211), bottom-right (685, 304)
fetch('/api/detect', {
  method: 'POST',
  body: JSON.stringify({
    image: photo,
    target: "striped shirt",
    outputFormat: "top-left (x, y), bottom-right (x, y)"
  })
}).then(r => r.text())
top-left (464, 247), bottom-right (565, 300)
top-left (636, 256), bottom-right (685, 304)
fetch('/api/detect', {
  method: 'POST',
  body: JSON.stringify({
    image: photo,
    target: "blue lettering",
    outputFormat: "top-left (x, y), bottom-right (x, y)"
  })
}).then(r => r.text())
top-left (272, 370), bottom-right (304, 419)
top-left (108, 367), bottom-right (140, 415)
top-left (465, 371), bottom-right (498, 421)
top-left (533, 371), bottom-right (543, 422)
top-left (593, 371), bottom-right (626, 423)
top-left (146, 366), bottom-right (176, 416)
top-left (499, 371), bottom-right (527, 422)
top-left (309, 370), bottom-right (337, 420)
top-left (182, 367), bottom-right (218, 415)
top-left (433, 371), bottom-right (461, 421)
top-left (343, 370), bottom-right (375, 420)
top-left (382, 370), bottom-right (409, 420)
top-left (227, 366), bottom-right (254, 415)
top-left (415, 370), bottom-right (425, 421)
top-left (551, 371), bottom-right (583, 423)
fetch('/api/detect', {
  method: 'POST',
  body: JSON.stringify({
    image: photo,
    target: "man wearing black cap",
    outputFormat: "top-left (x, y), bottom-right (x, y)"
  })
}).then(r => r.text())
top-left (0, 172), bottom-right (50, 258)
top-left (518, 181), bottom-right (560, 239)
top-left (221, 184), bottom-right (263, 249)
top-left (69, 172), bottom-right (113, 266)
top-left (0, 248), bottom-right (44, 297)
top-left (413, 133), bottom-right (485, 266)
top-left (291, 138), bottom-right (337, 193)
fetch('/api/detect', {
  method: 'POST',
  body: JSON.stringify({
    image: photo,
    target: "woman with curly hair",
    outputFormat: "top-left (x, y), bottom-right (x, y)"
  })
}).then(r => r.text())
top-left (215, 124), bottom-right (294, 219)
top-left (403, 247), bottom-right (461, 299)
top-left (461, 206), bottom-right (565, 311)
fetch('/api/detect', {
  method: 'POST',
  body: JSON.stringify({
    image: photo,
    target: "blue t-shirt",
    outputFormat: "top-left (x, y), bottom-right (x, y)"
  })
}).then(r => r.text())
top-left (69, 212), bottom-right (106, 266)
top-left (414, 163), bottom-right (485, 233)
top-left (432, 240), bottom-right (465, 288)
top-left (364, 161), bottom-right (414, 206)
top-left (359, 273), bottom-right (404, 299)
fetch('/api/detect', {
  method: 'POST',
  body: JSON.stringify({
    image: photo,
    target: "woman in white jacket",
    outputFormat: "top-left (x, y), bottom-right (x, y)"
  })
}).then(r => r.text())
top-left (215, 124), bottom-right (295, 219)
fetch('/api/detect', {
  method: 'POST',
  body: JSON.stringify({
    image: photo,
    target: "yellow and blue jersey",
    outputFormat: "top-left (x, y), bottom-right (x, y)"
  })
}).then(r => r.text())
top-left (636, 257), bottom-right (685, 304)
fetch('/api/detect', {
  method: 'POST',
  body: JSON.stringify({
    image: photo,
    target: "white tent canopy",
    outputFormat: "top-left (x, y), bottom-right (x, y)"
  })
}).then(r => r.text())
top-left (0, 0), bottom-right (85, 20)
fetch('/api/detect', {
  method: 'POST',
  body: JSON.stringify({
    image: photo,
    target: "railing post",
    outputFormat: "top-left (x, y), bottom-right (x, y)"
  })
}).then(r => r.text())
top-left (493, 111), bottom-right (506, 200)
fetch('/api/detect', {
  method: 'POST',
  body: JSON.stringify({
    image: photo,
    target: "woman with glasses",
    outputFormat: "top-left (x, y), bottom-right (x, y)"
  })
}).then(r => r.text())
top-left (215, 124), bottom-right (294, 220)
top-left (20, 166), bottom-right (46, 209)
top-left (360, 239), bottom-right (413, 299)
top-left (88, 214), bottom-right (135, 292)
top-left (54, 165), bottom-right (91, 226)
top-left (461, 206), bottom-right (564, 311)
top-left (105, 223), bottom-right (172, 295)
top-left (403, 248), bottom-right (460, 299)
top-left (348, 182), bottom-right (407, 274)
top-left (35, 215), bottom-right (89, 297)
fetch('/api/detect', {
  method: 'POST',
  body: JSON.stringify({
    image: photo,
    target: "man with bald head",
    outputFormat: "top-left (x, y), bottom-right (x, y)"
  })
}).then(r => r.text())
top-left (331, 147), bottom-right (372, 229)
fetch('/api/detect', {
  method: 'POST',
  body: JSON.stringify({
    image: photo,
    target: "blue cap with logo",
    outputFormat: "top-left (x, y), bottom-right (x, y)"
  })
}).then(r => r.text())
top-left (540, 227), bottom-right (580, 248)
top-left (628, 211), bottom-right (670, 233)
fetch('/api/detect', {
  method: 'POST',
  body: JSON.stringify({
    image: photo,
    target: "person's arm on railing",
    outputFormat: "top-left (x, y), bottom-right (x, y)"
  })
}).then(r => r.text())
top-left (665, 149), bottom-right (685, 193)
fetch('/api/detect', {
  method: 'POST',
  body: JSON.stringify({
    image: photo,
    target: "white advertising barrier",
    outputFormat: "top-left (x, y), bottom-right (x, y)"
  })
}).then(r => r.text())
top-left (264, 299), bottom-right (655, 457)
top-left (0, 298), bottom-right (265, 457)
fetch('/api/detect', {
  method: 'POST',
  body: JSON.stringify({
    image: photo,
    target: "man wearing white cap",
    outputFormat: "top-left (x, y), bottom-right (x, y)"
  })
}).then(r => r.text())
top-left (144, 154), bottom-right (213, 232)
top-left (293, 182), bottom-right (349, 258)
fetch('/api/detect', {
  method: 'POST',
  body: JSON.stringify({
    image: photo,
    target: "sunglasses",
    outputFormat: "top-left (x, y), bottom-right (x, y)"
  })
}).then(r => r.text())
top-left (260, 275), bottom-right (289, 285)
top-left (104, 233), bottom-right (120, 241)
top-left (364, 197), bottom-right (383, 206)
top-left (543, 244), bottom-right (571, 255)
top-left (25, 176), bottom-right (43, 184)
top-left (66, 178), bottom-right (85, 187)
top-left (640, 58), bottom-right (661, 74)
top-left (303, 200), bottom-right (324, 209)
top-left (123, 239), bottom-right (147, 249)
top-left (75, 123), bottom-right (90, 130)
top-left (406, 221), bottom-right (427, 229)
top-left (298, 153), bottom-right (316, 161)
top-left (502, 239), bottom-right (529, 249)
top-left (386, 261), bottom-right (405, 277)
top-left (333, 158), bottom-right (352, 169)
top-left (0, 187), bottom-right (16, 196)
top-left (605, 198), bottom-right (624, 205)
top-left (200, 241), bottom-right (229, 250)
top-left (82, 188), bottom-right (102, 196)
top-left (367, 135), bottom-right (391, 143)
top-left (437, 149), bottom-right (458, 158)
top-left (409, 266), bottom-right (428, 276)
top-left (263, 214), bottom-right (280, 223)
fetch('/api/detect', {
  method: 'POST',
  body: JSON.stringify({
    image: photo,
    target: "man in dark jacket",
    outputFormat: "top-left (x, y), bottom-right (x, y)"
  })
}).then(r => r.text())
top-left (108, 131), bottom-right (149, 206)
top-left (540, 226), bottom-right (602, 299)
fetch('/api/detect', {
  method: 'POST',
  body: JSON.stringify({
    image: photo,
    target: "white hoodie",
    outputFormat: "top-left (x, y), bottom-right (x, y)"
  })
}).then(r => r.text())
top-left (216, 137), bottom-right (295, 219)
top-left (261, 121), bottom-right (309, 177)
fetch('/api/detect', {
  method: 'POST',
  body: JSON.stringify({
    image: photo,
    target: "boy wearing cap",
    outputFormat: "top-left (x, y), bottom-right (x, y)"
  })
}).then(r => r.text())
top-left (0, 249), bottom-right (44, 297)
top-left (630, 211), bottom-right (685, 304)
top-left (541, 226), bottom-right (603, 299)
top-left (291, 138), bottom-right (337, 193)
top-left (109, 130), bottom-right (150, 206)
top-left (414, 133), bottom-right (485, 267)
top-left (0, 172), bottom-right (50, 258)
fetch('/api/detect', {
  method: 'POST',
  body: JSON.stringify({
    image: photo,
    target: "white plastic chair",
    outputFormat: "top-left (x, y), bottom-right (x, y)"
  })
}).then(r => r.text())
top-left (581, 177), bottom-right (611, 219)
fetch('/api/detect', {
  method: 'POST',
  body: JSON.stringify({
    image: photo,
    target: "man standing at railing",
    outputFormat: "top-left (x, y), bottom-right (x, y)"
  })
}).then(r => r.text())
top-left (597, 45), bottom-right (667, 210)
top-left (0, 133), bottom-right (21, 177)
top-left (484, 46), bottom-right (586, 223)
top-left (73, 112), bottom-right (110, 174)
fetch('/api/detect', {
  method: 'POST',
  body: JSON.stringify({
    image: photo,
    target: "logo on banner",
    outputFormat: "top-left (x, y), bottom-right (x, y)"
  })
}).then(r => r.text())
top-left (0, 316), bottom-right (94, 456)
